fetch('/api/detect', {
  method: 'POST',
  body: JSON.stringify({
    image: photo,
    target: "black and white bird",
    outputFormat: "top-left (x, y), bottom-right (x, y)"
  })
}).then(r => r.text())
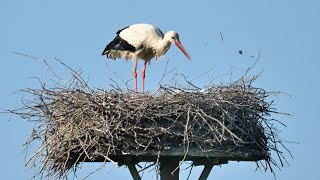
top-left (102, 23), bottom-right (191, 93)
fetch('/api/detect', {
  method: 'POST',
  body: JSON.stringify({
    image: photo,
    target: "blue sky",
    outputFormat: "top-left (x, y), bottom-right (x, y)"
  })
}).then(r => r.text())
top-left (1, 0), bottom-right (319, 179)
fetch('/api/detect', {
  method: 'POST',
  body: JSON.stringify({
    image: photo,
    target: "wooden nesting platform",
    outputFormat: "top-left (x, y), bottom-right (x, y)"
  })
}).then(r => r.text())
top-left (83, 147), bottom-right (267, 180)
top-left (85, 147), bottom-right (267, 164)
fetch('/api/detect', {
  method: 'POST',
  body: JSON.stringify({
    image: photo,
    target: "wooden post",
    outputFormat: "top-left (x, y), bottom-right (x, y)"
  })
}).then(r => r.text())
top-left (199, 164), bottom-right (214, 180)
top-left (127, 162), bottom-right (141, 180)
top-left (160, 159), bottom-right (180, 180)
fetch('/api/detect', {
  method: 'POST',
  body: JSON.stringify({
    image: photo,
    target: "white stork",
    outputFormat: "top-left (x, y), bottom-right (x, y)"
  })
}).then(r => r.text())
top-left (102, 23), bottom-right (191, 93)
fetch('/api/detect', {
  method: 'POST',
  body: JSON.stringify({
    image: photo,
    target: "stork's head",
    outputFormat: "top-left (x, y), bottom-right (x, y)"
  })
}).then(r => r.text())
top-left (165, 31), bottom-right (191, 60)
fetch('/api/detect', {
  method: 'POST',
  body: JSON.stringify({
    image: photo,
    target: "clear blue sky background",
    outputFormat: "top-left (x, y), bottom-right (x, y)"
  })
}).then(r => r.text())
top-left (1, 0), bottom-right (319, 179)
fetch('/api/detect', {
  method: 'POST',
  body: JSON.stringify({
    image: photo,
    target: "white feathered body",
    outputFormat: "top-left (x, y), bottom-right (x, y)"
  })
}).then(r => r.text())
top-left (103, 24), bottom-right (172, 62)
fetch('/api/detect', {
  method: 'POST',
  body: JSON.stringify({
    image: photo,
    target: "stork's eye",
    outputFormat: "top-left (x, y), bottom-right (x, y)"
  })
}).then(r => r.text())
top-left (171, 37), bottom-right (175, 40)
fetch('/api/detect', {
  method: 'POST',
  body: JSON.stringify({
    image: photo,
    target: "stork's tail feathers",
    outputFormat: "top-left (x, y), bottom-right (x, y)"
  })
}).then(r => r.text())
top-left (102, 35), bottom-right (136, 58)
top-left (101, 46), bottom-right (108, 56)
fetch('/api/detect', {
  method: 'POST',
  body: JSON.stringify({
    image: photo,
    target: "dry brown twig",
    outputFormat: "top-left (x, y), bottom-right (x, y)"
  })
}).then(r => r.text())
top-left (8, 55), bottom-right (291, 179)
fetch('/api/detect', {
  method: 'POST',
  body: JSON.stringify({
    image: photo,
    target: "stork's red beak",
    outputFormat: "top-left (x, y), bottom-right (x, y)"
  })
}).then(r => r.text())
top-left (175, 41), bottom-right (191, 60)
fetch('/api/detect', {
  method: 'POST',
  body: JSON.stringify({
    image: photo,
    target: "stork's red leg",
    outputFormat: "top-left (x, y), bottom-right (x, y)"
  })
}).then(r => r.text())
top-left (141, 61), bottom-right (147, 93)
top-left (132, 58), bottom-right (138, 92)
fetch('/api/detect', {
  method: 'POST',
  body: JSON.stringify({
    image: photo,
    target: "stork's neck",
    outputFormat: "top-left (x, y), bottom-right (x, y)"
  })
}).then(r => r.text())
top-left (154, 36), bottom-right (172, 59)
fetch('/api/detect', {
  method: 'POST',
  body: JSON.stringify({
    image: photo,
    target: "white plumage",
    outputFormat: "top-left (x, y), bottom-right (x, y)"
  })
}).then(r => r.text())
top-left (102, 23), bottom-right (191, 93)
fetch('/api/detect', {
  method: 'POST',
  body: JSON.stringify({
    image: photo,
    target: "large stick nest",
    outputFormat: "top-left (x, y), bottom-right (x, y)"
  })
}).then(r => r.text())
top-left (10, 60), bottom-right (289, 179)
